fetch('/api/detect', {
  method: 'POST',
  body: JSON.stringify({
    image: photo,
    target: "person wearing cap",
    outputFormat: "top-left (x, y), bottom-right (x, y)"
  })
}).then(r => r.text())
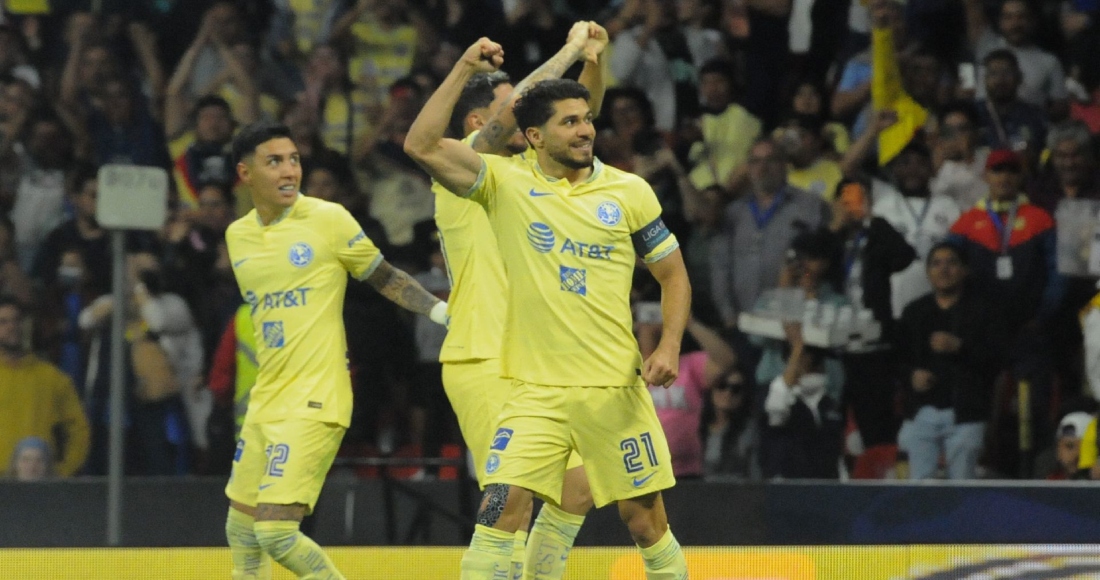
top-left (896, 242), bottom-right (998, 479)
top-left (948, 147), bottom-right (1065, 474)
top-left (1046, 411), bottom-right (1094, 480)
top-left (779, 114), bottom-right (844, 201)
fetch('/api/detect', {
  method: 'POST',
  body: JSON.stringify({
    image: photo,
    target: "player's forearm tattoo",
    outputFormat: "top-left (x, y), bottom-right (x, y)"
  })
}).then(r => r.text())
top-left (476, 484), bottom-right (510, 527)
top-left (473, 45), bottom-right (583, 154)
top-left (364, 261), bottom-right (440, 315)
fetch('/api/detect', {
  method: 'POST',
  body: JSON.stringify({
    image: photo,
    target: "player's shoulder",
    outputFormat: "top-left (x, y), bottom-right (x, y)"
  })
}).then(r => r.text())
top-left (594, 160), bottom-right (652, 193)
top-left (226, 211), bottom-right (257, 239)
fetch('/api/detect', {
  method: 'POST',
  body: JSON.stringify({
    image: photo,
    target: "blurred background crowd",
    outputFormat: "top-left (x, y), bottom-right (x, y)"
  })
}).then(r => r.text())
top-left (4, 0), bottom-right (1100, 485)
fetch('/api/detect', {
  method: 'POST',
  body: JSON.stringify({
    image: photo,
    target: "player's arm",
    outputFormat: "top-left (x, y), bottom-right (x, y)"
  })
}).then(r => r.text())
top-left (471, 21), bottom-right (602, 154)
top-left (642, 248), bottom-right (692, 388)
top-left (404, 38), bottom-right (504, 196)
top-left (363, 260), bottom-right (448, 324)
top-left (577, 23), bottom-right (610, 118)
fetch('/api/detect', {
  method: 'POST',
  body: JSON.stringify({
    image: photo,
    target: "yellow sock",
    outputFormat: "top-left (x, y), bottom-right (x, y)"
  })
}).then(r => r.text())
top-left (523, 504), bottom-right (584, 580)
top-left (225, 508), bottom-right (271, 579)
top-left (253, 520), bottom-right (345, 580)
top-left (511, 529), bottom-right (528, 580)
top-left (460, 524), bottom-right (515, 580)
top-left (638, 527), bottom-right (688, 580)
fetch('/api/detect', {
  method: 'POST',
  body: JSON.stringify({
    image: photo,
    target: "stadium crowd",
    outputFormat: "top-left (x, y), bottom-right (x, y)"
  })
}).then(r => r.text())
top-left (4, 0), bottom-right (1100, 484)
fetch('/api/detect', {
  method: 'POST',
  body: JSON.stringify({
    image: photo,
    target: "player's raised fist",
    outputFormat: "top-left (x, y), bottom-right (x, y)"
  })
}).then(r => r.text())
top-left (566, 21), bottom-right (591, 54)
top-left (584, 22), bottom-right (609, 63)
top-left (462, 38), bottom-right (504, 72)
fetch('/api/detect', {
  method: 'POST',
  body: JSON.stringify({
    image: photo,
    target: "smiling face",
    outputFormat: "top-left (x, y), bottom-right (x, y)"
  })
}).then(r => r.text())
top-left (237, 137), bottom-right (302, 212)
top-left (528, 98), bottom-right (596, 171)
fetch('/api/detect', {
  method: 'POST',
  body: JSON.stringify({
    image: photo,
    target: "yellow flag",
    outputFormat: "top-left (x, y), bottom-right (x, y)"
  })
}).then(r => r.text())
top-left (871, 27), bottom-right (928, 166)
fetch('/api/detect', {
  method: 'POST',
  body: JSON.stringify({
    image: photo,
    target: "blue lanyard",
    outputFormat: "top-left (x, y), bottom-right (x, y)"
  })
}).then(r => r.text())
top-left (986, 202), bottom-right (1018, 255)
top-left (748, 191), bottom-right (785, 229)
top-left (844, 228), bottom-right (868, 278)
top-left (904, 197), bottom-right (932, 231)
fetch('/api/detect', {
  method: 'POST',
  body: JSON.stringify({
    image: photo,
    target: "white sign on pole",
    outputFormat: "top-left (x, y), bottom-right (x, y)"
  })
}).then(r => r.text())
top-left (96, 164), bottom-right (169, 231)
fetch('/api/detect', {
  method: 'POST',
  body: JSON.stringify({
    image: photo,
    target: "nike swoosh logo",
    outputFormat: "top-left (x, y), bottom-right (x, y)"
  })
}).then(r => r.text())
top-left (528, 188), bottom-right (554, 197)
top-left (632, 472), bottom-right (656, 487)
top-left (259, 483), bottom-right (273, 490)
top-left (233, 258), bottom-right (249, 268)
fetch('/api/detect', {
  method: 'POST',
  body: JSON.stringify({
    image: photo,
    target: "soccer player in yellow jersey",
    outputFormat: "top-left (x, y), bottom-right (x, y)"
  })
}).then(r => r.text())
top-left (436, 22), bottom-right (609, 580)
top-left (407, 39), bottom-right (691, 580)
top-left (222, 122), bottom-right (448, 580)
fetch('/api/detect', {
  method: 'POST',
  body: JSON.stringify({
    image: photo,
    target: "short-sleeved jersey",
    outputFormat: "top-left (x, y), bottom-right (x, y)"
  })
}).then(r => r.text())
top-left (433, 131), bottom-right (532, 363)
top-left (467, 155), bottom-right (679, 387)
top-left (225, 195), bottom-right (383, 427)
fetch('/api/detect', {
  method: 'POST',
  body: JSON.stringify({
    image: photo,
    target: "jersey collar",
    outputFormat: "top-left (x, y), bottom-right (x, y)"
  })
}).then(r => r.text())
top-left (533, 157), bottom-right (604, 187)
top-left (255, 193), bottom-right (302, 227)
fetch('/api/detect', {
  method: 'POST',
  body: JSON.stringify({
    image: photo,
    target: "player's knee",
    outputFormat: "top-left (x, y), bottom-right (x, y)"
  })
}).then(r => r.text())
top-left (559, 476), bottom-right (593, 516)
top-left (476, 484), bottom-right (530, 530)
top-left (253, 521), bottom-right (301, 562)
top-left (617, 493), bottom-right (664, 546)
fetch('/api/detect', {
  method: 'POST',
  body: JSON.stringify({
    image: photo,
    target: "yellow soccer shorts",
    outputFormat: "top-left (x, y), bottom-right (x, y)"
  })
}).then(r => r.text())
top-left (443, 358), bottom-right (582, 488)
top-left (480, 380), bottom-right (674, 508)
top-left (225, 418), bottom-right (346, 513)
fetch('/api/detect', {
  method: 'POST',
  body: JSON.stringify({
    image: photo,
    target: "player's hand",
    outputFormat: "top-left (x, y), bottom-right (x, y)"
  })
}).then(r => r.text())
top-left (643, 343), bottom-right (679, 388)
top-left (460, 38), bottom-right (504, 73)
top-left (565, 21), bottom-right (590, 56)
top-left (584, 22), bottom-right (609, 63)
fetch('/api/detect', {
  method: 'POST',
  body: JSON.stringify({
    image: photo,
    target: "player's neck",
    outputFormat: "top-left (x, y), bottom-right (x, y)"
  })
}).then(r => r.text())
top-left (538, 156), bottom-right (593, 185)
top-left (255, 198), bottom-right (295, 226)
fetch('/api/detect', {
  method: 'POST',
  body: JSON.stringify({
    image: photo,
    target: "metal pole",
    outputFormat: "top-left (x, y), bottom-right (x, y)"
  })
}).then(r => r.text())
top-left (106, 230), bottom-right (126, 545)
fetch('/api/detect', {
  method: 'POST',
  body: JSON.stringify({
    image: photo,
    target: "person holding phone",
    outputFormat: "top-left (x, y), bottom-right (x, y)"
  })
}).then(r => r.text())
top-left (830, 179), bottom-right (916, 450)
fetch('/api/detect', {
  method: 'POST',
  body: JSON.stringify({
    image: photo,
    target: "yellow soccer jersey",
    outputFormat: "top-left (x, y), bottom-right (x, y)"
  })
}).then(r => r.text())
top-left (467, 155), bottom-right (679, 387)
top-left (433, 131), bottom-right (532, 363)
top-left (225, 195), bottom-right (383, 427)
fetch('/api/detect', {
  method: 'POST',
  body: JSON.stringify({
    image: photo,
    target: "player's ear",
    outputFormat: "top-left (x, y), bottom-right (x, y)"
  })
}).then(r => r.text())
top-left (467, 112), bottom-right (485, 131)
top-left (236, 161), bottom-right (250, 183)
top-left (525, 126), bottom-right (541, 148)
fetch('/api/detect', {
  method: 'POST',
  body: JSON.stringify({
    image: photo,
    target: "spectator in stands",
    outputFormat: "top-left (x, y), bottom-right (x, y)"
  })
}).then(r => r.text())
top-left (160, 181), bottom-right (233, 328)
top-left (77, 76), bottom-right (170, 168)
top-left (975, 50), bottom-right (1048, 166)
top-left (964, 0), bottom-right (1068, 116)
top-left (682, 185), bottom-right (727, 326)
top-left (1046, 411), bottom-right (1093, 480)
top-left (267, 0), bottom-right (343, 63)
top-left (10, 114), bottom-right (74, 271)
top-left (33, 164), bottom-right (110, 295)
top-left (178, 3), bottom-right (249, 99)
top-left (0, 22), bottom-right (41, 89)
top-left (832, 0), bottom-right (913, 138)
top-left (789, 80), bottom-right (849, 156)
top-left (205, 302), bottom-right (257, 473)
top-left (710, 138), bottom-right (831, 331)
top-left (0, 78), bottom-right (36, 202)
top-left (594, 87), bottom-right (658, 171)
top-left (948, 149), bottom-right (1063, 474)
top-left (609, 0), bottom-right (723, 130)
top-left (778, 114), bottom-right (844, 200)
top-left (702, 362), bottom-right (759, 479)
top-left (930, 101), bottom-right (990, 210)
top-left (638, 316), bottom-right (737, 479)
top-left (762, 325), bottom-right (845, 479)
top-left (494, 0), bottom-right (574, 80)
top-left (897, 242), bottom-right (998, 480)
top-left (166, 95), bottom-right (236, 210)
top-left (0, 298), bottom-right (90, 477)
top-left (6, 436), bottom-right (54, 481)
top-left (1029, 120), bottom-right (1100, 213)
top-left (753, 228), bottom-right (847, 407)
top-left (294, 43), bottom-right (375, 158)
top-left (80, 252), bottom-right (199, 475)
top-left (332, 0), bottom-right (430, 100)
top-left (830, 179), bottom-right (916, 448)
top-left (683, 59), bottom-right (762, 194)
top-left (165, 18), bottom-right (261, 143)
top-left (0, 216), bottom-right (34, 309)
